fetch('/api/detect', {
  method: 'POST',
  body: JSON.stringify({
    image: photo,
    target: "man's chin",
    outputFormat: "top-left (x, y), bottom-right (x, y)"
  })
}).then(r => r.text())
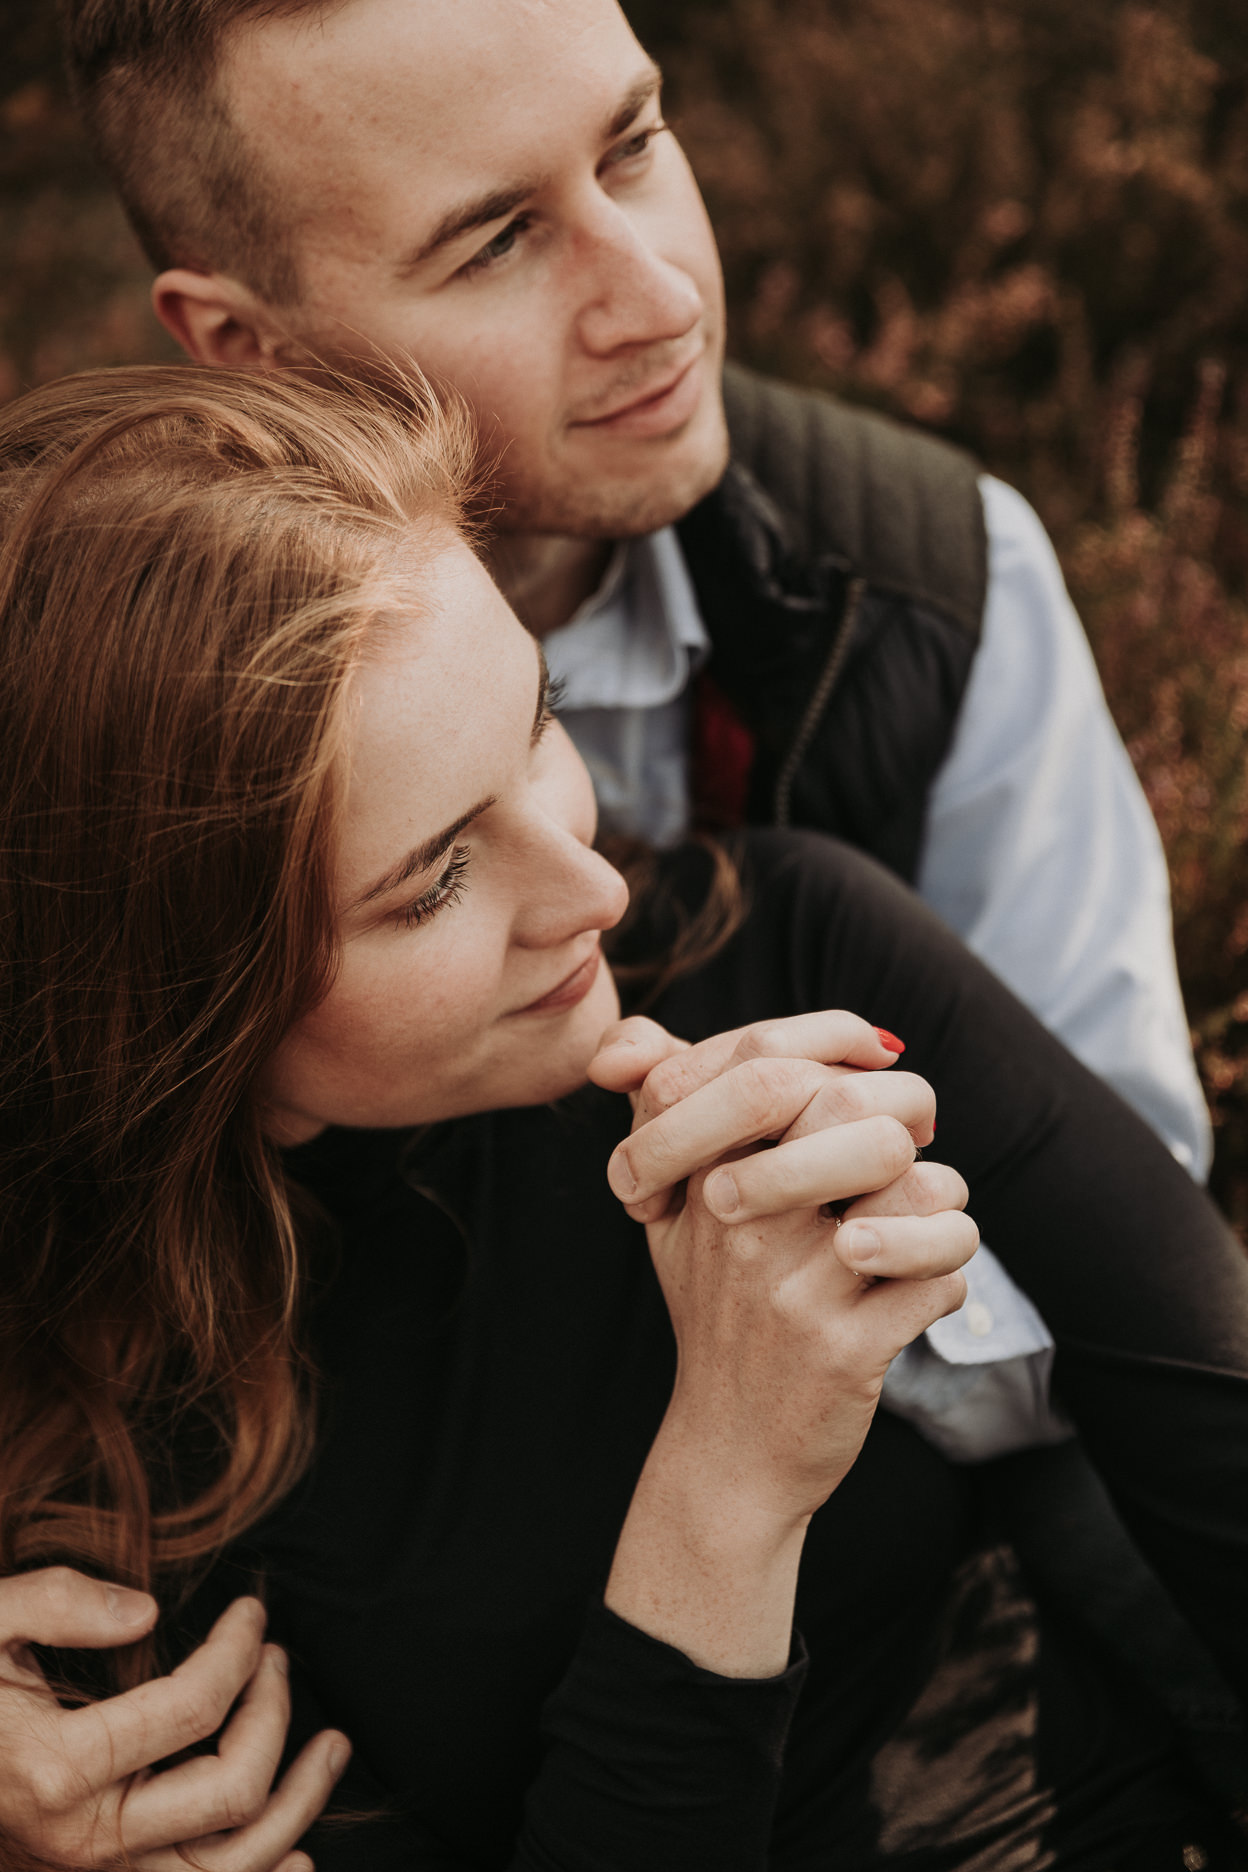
top-left (499, 408), bottom-right (730, 542)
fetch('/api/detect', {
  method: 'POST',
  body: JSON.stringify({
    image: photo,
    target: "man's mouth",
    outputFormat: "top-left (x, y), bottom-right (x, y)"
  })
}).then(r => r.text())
top-left (571, 351), bottom-right (705, 437)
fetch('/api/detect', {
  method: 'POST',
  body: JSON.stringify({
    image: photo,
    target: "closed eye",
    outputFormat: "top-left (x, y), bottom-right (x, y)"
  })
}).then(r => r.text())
top-left (398, 845), bottom-right (472, 929)
top-left (534, 672), bottom-right (567, 741)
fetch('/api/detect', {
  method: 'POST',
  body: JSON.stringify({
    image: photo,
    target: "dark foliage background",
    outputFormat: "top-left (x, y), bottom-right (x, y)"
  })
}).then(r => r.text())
top-left (3, 0), bottom-right (1247, 1224)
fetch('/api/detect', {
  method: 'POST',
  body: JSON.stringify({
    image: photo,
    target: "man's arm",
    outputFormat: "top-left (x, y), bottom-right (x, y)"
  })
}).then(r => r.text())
top-left (916, 474), bottom-right (1211, 1180)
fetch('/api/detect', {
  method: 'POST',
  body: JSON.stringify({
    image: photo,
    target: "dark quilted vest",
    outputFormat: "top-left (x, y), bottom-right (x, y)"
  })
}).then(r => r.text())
top-left (676, 363), bottom-right (988, 884)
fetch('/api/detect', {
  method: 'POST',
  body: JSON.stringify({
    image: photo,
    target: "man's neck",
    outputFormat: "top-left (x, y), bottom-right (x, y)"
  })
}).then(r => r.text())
top-left (486, 534), bottom-right (616, 639)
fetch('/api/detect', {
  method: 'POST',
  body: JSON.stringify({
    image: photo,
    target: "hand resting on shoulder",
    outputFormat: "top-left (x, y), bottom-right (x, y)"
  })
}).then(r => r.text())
top-left (0, 1574), bottom-right (348, 1871)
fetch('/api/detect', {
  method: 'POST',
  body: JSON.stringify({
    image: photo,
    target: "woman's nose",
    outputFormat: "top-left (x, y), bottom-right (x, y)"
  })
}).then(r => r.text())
top-left (515, 833), bottom-right (630, 949)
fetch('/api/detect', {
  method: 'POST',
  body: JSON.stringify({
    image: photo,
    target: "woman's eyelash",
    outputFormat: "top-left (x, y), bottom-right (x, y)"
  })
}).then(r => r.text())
top-left (399, 846), bottom-right (471, 930)
top-left (541, 673), bottom-right (567, 723)
top-left (396, 684), bottom-right (559, 930)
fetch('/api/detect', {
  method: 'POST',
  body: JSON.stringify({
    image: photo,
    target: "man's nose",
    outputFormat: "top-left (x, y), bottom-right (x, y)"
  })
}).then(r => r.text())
top-left (573, 201), bottom-right (704, 357)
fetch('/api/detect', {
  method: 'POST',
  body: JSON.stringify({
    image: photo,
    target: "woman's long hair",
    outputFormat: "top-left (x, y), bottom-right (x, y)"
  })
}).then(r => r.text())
top-left (0, 365), bottom-right (474, 1682)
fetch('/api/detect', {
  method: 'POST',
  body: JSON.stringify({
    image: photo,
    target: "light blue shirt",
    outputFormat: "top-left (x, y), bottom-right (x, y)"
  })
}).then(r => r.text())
top-left (544, 476), bottom-right (1212, 1461)
top-left (545, 528), bottom-right (703, 848)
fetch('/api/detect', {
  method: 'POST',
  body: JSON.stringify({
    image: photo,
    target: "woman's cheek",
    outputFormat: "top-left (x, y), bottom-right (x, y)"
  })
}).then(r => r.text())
top-left (377, 919), bottom-right (499, 1045)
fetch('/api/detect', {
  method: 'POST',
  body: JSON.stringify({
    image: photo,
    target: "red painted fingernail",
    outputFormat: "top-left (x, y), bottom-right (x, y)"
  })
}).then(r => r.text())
top-left (874, 1028), bottom-right (905, 1054)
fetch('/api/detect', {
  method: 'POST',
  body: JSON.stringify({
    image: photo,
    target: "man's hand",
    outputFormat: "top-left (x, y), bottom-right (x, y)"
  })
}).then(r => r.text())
top-left (0, 1571), bottom-right (349, 1870)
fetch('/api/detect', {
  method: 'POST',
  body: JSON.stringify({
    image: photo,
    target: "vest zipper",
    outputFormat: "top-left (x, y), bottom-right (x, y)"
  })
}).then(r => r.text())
top-left (772, 575), bottom-right (867, 827)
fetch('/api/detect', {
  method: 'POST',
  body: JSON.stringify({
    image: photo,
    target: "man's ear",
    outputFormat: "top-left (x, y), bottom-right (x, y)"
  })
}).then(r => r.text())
top-left (152, 269), bottom-right (291, 368)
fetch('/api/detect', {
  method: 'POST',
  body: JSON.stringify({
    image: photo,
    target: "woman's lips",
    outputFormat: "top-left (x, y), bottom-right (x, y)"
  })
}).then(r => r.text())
top-left (513, 946), bottom-right (603, 1016)
top-left (573, 354), bottom-right (704, 439)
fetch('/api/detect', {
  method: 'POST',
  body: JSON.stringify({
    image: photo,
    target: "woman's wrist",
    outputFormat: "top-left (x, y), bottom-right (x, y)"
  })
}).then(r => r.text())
top-left (605, 1426), bottom-right (812, 1680)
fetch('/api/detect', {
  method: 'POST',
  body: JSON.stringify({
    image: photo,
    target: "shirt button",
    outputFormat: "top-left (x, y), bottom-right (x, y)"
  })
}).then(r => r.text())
top-left (966, 1301), bottom-right (994, 1338)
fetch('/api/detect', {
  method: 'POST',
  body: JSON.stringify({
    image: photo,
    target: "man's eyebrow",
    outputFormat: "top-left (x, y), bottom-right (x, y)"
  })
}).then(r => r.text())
top-left (398, 178), bottom-right (550, 274)
top-left (605, 63), bottom-right (664, 142)
top-left (351, 644), bottom-right (551, 912)
top-left (396, 61), bottom-right (664, 276)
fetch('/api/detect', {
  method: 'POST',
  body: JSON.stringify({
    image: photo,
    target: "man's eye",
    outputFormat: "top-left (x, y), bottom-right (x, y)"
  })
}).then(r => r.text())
top-left (461, 215), bottom-right (531, 277)
top-left (609, 122), bottom-right (668, 166)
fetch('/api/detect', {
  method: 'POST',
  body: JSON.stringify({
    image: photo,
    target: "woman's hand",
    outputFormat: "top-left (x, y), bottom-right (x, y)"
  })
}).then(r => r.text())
top-left (591, 1010), bottom-right (931, 1219)
top-left (596, 1012), bottom-right (977, 1677)
top-left (0, 1570), bottom-right (349, 1871)
top-left (600, 1009), bottom-right (974, 1489)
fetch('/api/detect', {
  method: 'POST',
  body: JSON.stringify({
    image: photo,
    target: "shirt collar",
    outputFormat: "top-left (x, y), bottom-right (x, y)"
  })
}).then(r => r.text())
top-left (543, 527), bottom-right (710, 713)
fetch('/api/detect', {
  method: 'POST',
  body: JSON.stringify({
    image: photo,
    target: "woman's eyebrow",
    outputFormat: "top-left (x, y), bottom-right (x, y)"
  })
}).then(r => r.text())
top-left (353, 644), bottom-right (552, 911)
top-left (353, 798), bottom-right (496, 910)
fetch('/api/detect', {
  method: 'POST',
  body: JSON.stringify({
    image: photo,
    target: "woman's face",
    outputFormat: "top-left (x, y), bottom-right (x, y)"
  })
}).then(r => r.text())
top-left (261, 534), bottom-right (629, 1141)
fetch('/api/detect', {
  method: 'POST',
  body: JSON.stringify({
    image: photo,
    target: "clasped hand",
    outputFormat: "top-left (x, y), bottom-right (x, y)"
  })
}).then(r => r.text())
top-left (590, 1010), bottom-right (979, 1530)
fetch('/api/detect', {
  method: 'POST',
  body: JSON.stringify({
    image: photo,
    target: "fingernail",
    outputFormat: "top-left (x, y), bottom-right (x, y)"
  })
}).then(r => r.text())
top-left (842, 1223), bottom-right (881, 1265)
top-left (329, 1738), bottom-right (351, 1777)
top-left (874, 1028), bottom-right (905, 1055)
top-left (106, 1586), bottom-right (153, 1624)
top-left (627, 1194), bottom-right (665, 1224)
top-left (270, 1646), bottom-right (289, 1675)
top-left (705, 1168), bottom-right (740, 1217)
top-left (610, 1154), bottom-right (638, 1199)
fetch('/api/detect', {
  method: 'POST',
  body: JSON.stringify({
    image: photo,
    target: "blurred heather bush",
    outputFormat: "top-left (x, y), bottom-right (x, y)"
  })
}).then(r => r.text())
top-left (3, 0), bottom-right (1247, 1222)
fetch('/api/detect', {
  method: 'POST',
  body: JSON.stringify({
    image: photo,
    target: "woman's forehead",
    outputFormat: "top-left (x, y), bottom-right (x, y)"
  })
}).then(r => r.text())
top-left (336, 545), bottom-right (538, 908)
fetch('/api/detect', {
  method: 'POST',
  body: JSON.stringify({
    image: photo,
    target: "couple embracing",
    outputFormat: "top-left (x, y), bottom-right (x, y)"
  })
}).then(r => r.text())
top-left (0, 2), bottom-right (1244, 1867)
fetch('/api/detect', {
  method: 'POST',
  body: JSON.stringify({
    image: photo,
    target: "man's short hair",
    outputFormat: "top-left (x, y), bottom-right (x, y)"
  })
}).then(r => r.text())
top-left (60, 0), bottom-right (326, 306)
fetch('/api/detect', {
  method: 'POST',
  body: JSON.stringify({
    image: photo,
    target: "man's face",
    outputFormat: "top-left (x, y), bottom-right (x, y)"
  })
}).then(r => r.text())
top-left (222, 0), bottom-right (729, 539)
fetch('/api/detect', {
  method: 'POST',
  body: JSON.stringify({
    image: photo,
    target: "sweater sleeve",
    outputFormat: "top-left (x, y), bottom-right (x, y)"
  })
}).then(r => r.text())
top-left (303, 1605), bottom-right (807, 1871)
top-left (519, 1604), bottom-right (806, 1871)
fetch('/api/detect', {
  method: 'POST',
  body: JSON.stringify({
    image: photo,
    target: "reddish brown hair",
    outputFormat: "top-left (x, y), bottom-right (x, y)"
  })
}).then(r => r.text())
top-left (59, 0), bottom-right (345, 303)
top-left (0, 364), bottom-right (473, 1682)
